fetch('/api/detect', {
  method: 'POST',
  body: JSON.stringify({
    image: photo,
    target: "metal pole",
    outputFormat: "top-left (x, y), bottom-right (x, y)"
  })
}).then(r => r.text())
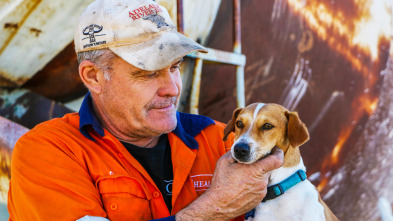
top-left (233, 0), bottom-right (241, 54)
top-left (386, 2), bottom-right (392, 64)
top-left (233, 0), bottom-right (245, 108)
top-left (177, 0), bottom-right (184, 34)
top-left (190, 58), bottom-right (203, 114)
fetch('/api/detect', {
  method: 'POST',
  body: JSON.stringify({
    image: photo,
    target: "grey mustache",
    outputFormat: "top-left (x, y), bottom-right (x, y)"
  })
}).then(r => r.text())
top-left (147, 97), bottom-right (177, 109)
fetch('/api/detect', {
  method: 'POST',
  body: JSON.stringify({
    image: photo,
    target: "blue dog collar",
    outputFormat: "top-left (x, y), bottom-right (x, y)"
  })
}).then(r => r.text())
top-left (263, 169), bottom-right (307, 202)
top-left (244, 170), bottom-right (307, 220)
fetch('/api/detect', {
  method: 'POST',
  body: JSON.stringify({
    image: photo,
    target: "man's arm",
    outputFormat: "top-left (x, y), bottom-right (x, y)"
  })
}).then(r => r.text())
top-left (8, 131), bottom-right (107, 220)
top-left (176, 147), bottom-right (284, 220)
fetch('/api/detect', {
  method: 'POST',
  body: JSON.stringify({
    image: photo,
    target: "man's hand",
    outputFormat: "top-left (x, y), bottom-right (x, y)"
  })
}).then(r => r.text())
top-left (176, 147), bottom-right (284, 220)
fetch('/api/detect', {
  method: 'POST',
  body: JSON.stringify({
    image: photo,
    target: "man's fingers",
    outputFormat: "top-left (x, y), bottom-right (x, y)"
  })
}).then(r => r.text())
top-left (253, 147), bottom-right (284, 173)
top-left (269, 146), bottom-right (284, 167)
top-left (219, 151), bottom-right (236, 164)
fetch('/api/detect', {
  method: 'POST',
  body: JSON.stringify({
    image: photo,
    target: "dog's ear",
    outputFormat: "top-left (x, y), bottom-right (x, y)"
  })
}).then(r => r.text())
top-left (223, 108), bottom-right (243, 141)
top-left (285, 111), bottom-right (309, 148)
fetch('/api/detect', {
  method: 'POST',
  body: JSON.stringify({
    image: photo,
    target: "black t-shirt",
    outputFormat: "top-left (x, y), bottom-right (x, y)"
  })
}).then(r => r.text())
top-left (121, 134), bottom-right (173, 211)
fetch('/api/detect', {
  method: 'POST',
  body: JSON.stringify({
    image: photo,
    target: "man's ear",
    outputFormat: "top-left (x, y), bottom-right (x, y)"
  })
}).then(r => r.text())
top-left (223, 108), bottom-right (243, 141)
top-left (79, 60), bottom-right (104, 94)
top-left (285, 111), bottom-right (309, 148)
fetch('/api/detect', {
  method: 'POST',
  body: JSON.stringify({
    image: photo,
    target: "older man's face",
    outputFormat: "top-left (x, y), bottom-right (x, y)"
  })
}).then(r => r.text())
top-left (98, 56), bottom-right (183, 139)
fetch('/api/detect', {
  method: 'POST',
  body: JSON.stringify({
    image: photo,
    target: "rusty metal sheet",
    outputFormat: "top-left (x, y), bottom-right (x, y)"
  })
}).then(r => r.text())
top-left (0, 116), bottom-right (28, 220)
top-left (0, 0), bottom-right (94, 86)
top-left (22, 42), bottom-right (87, 103)
top-left (324, 53), bottom-right (393, 221)
top-left (201, 0), bottom-right (392, 220)
top-left (0, 89), bottom-right (73, 129)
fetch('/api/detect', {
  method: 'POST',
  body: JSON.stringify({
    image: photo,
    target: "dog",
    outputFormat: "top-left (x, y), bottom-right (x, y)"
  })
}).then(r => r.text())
top-left (223, 103), bottom-right (338, 221)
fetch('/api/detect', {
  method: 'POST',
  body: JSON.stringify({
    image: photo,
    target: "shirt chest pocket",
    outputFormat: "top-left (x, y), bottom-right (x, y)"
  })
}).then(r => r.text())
top-left (96, 175), bottom-right (152, 221)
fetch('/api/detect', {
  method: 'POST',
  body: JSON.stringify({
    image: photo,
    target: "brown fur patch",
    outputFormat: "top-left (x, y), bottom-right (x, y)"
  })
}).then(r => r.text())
top-left (286, 111), bottom-right (309, 148)
top-left (282, 146), bottom-right (301, 168)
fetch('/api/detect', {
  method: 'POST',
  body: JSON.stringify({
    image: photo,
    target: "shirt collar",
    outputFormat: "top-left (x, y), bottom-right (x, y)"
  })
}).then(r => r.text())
top-left (172, 112), bottom-right (215, 149)
top-left (78, 92), bottom-right (215, 148)
top-left (79, 92), bottom-right (105, 141)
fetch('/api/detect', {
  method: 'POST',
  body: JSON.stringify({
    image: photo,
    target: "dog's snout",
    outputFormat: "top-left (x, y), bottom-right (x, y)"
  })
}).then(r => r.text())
top-left (233, 142), bottom-right (250, 161)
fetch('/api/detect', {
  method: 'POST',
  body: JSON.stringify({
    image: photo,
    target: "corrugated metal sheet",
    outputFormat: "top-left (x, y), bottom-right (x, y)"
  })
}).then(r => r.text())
top-left (0, 0), bottom-right (221, 87)
top-left (0, 89), bottom-right (73, 129)
top-left (0, 0), bottom-right (94, 86)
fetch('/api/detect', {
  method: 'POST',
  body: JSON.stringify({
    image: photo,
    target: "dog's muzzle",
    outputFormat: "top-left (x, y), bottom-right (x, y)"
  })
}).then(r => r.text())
top-left (233, 142), bottom-right (251, 162)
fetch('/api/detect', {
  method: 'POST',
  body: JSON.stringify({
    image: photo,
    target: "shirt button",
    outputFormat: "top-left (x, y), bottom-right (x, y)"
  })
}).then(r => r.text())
top-left (153, 191), bottom-right (160, 198)
top-left (118, 153), bottom-right (124, 158)
top-left (110, 203), bottom-right (118, 210)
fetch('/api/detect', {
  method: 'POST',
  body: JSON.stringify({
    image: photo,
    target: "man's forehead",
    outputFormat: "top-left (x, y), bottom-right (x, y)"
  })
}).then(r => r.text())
top-left (128, 57), bottom-right (183, 75)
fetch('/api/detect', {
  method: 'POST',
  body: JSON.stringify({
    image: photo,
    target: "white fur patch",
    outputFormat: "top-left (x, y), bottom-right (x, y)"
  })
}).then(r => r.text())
top-left (253, 103), bottom-right (265, 120)
top-left (253, 160), bottom-right (326, 221)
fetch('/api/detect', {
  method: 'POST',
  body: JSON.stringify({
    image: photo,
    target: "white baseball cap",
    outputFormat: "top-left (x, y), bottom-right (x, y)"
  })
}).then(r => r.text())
top-left (74, 0), bottom-right (207, 71)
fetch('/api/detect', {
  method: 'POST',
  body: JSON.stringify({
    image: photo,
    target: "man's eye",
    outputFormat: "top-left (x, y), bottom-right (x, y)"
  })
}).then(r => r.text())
top-left (261, 123), bottom-right (274, 130)
top-left (147, 72), bottom-right (157, 77)
top-left (235, 121), bottom-right (244, 129)
top-left (170, 65), bottom-right (181, 71)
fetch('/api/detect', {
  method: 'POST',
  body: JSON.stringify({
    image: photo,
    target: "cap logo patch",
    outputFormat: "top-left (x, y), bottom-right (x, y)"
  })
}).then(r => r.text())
top-left (129, 4), bottom-right (162, 21)
top-left (82, 24), bottom-right (107, 49)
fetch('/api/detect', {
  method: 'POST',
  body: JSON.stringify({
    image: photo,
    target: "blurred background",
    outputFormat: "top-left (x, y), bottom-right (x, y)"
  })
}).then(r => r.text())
top-left (0, 0), bottom-right (392, 220)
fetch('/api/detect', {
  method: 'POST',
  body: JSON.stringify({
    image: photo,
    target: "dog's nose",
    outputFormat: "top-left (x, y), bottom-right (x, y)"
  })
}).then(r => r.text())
top-left (233, 142), bottom-right (250, 161)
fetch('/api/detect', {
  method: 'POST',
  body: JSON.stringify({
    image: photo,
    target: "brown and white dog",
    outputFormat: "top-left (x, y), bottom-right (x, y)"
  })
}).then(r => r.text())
top-left (223, 103), bottom-right (338, 221)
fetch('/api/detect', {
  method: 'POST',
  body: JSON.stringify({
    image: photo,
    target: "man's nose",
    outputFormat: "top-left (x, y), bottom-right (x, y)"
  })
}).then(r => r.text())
top-left (158, 70), bottom-right (180, 97)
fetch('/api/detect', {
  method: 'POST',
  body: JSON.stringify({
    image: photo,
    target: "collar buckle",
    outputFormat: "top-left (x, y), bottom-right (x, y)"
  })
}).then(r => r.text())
top-left (261, 169), bottom-right (307, 202)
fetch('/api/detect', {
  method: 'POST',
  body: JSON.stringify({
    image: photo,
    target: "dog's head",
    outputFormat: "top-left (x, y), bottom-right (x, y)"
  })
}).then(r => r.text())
top-left (223, 103), bottom-right (309, 164)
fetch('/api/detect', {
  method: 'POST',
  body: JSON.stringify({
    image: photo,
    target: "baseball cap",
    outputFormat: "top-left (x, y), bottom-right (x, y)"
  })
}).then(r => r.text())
top-left (74, 0), bottom-right (207, 71)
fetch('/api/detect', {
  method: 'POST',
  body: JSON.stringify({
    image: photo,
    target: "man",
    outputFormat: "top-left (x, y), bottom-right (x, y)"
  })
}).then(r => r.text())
top-left (8, 0), bottom-right (283, 220)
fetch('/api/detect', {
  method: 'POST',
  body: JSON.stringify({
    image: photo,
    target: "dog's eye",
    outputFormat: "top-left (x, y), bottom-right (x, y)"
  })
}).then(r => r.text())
top-left (235, 121), bottom-right (244, 129)
top-left (261, 123), bottom-right (274, 130)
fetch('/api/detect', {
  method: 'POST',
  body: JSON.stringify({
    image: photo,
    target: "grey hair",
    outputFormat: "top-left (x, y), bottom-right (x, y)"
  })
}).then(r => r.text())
top-left (77, 49), bottom-right (117, 81)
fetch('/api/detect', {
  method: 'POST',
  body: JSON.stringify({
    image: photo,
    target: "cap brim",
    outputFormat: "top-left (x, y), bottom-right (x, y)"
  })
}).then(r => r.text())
top-left (109, 31), bottom-right (207, 71)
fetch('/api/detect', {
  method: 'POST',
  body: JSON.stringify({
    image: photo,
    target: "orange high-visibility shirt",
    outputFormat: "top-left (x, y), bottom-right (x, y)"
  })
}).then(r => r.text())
top-left (8, 94), bottom-right (239, 220)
